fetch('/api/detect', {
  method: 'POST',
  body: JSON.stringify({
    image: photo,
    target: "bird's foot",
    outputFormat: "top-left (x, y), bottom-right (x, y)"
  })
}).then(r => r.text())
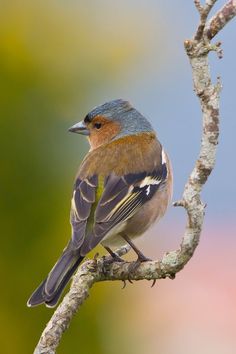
top-left (127, 254), bottom-right (152, 279)
top-left (101, 252), bottom-right (125, 276)
top-left (90, 252), bottom-right (99, 272)
top-left (103, 246), bottom-right (125, 264)
top-left (103, 254), bottom-right (125, 270)
top-left (137, 253), bottom-right (152, 263)
top-left (121, 278), bottom-right (134, 289)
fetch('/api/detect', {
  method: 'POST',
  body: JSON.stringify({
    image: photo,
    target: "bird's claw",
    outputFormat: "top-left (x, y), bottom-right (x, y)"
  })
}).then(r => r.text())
top-left (121, 280), bottom-right (127, 289)
top-left (151, 279), bottom-right (157, 287)
top-left (90, 253), bottom-right (99, 272)
top-left (121, 277), bottom-right (134, 289)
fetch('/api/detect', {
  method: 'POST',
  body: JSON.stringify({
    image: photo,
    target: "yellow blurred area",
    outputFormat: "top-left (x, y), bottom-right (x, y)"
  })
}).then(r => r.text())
top-left (0, 0), bottom-right (146, 110)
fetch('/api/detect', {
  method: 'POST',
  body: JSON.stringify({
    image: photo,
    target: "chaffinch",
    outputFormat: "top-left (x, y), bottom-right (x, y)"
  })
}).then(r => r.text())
top-left (27, 99), bottom-right (173, 307)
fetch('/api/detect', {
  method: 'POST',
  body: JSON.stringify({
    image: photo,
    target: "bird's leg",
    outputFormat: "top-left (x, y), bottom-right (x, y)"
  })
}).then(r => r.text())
top-left (101, 246), bottom-right (124, 277)
top-left (122, 234), bottom-right (152, 279)
top-left (103, 246), bottom-right (124, 263)
top-left (122, 235), bottom-right (152, 262)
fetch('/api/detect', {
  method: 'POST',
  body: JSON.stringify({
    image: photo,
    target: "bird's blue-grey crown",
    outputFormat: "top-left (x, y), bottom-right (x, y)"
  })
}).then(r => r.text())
top-left (85, 99), bottom-right (154, 138)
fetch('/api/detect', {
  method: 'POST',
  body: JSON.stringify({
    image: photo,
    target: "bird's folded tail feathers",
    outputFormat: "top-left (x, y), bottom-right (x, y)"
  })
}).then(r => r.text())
top-left (27, 244), bottom-right (84, 308)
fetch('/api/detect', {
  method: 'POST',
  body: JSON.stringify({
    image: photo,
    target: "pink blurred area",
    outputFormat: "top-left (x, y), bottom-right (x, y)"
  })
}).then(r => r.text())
top-left (96, 220), bottom-right (236, 354)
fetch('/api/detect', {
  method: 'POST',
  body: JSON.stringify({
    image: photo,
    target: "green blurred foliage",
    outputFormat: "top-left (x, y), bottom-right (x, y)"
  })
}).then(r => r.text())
top-left (0, 1), bottom-right (146, 353)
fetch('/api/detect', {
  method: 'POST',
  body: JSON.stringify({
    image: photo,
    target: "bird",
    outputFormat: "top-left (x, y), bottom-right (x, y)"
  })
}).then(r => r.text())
top-left (27, 99), bottom-right (173, 308)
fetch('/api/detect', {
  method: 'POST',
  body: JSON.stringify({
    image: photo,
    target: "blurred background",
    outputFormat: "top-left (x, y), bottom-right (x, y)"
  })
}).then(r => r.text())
top-left (0, 1), bottom-right (235, 353)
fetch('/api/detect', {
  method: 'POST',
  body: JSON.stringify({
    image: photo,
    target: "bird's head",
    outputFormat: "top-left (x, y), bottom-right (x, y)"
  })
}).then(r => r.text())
top-left (68, 99), bottom-right (154, 150)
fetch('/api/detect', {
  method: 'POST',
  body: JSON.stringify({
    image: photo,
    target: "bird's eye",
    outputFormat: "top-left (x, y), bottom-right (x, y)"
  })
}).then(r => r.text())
top-left (94, 122), bottom-right (102, 130)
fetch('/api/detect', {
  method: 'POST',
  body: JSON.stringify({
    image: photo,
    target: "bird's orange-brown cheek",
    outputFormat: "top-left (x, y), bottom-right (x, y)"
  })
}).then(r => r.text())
top-left (88, 122), bottom-right (121, 149)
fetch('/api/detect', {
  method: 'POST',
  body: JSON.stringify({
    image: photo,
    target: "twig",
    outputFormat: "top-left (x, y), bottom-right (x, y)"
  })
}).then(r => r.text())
top-left (205, 0), bottom-right (236, 39)
top-left (33, 1), bottom-right (236, 353)
top-left (194, 0), bottom-right (217, 40)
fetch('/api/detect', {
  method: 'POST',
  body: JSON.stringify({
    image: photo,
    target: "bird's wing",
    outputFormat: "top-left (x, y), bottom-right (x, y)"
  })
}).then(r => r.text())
top-left (70, 175), bottom-right (98, 248)
top-left (79, 155), bottom-right (168, 255)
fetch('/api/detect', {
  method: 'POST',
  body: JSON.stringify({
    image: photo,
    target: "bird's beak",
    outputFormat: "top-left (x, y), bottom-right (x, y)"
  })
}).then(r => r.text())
top-left (68, 121), bottom-right (90, 135)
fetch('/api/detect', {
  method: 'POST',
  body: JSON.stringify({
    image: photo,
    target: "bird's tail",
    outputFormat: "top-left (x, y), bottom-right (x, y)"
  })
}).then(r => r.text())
top-left (27, 242), bottom-right (84, 308)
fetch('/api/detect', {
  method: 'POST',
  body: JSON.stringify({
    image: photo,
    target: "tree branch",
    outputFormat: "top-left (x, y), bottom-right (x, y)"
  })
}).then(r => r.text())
top-left (33, 1), bottom-right (236, 353)
top-left (194, 0), bottom-right (217, 40)
top-left (205, 0), bottom-right (236, 39)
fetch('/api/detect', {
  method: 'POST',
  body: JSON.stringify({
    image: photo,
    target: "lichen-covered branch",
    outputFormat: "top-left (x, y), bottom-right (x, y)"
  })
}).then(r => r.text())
top-left (206, 0), bottom-right (236, 39)
top-left (194, 0), bottom-right (217, 40)
top-left (33, 2), bottom-right (236, 353)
